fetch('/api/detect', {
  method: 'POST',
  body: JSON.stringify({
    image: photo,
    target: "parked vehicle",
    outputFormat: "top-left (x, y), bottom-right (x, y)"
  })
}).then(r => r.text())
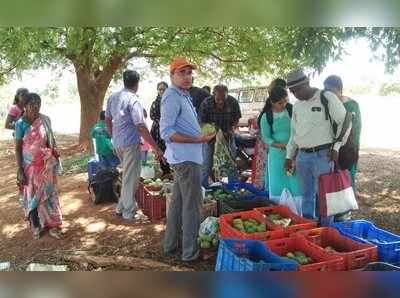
top-left (229, 86), bottom-right (268, 127)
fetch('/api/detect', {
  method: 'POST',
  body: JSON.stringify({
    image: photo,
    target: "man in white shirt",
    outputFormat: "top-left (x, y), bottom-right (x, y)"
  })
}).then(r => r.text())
top-left (284, 69), bottom-right (347, 225)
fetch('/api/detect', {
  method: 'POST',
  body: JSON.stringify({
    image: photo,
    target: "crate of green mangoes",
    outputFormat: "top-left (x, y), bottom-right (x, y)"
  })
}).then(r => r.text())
top-left (220, 210), bottom-right (286, 241)
top-left (264, 236), bottom-right (345, 271)
top-left (143, 178), bottom-right (172, 191)
top-left (255, 205), bottom-right (317, 235)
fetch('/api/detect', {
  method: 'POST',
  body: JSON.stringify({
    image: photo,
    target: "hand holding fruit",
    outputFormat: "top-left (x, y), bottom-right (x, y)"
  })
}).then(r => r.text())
top-left (198, 133), bottom-right (216, 143)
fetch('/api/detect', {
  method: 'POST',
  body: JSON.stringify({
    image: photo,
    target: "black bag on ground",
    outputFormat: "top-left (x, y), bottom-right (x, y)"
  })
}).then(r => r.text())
top-left (320, 91), bottom-right (359, 170)
top-left (88, 168), bottom-right (121, 204)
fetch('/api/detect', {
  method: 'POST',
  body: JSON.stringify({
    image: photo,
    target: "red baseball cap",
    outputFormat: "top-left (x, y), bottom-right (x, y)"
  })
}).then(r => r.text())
top-left (170, 57), bottom-right (197, 73)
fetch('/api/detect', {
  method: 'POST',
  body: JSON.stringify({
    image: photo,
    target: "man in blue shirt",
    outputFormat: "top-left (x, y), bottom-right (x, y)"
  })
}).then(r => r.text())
top-left (160, 57), bottom-right (215, 262)
top-left (105, 70), bottom-right (164, 221)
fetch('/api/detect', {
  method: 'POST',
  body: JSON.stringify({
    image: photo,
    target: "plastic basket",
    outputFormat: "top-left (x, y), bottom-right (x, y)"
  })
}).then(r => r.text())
top-left (254, 205), bottom-right (318, 235)
top-left (264, 236), bottom-right (345, 271)
top-left (332, 220), bottom-right (400, 264)
top-left (297, 227), bottom-right (378, 270)
top-left (142, 187), bottom-right (166, 220)
top-left (223, 182), bottom-right (269, 200)
top-left (217, 197), bottom-right (273, 216)
top-left (361, 262), bottom-right (400, 271)
top-left (215, 239), bottom-right (298, 271)
top-left (219, 210), bottom-right (286, 241)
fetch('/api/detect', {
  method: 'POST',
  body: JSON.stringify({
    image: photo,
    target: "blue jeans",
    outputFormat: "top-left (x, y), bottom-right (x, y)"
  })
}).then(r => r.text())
top-left (201, 136), bottom-right (237, 188)
top-left (99, 154), bottom-right (120, 169)
top-left (296, 148), bottom-right (333, 226)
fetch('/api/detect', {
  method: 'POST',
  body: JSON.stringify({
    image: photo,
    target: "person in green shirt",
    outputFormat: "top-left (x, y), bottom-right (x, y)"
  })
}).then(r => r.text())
top-left (91, 111), bottom-right (120, 168)
top-left (324, 75), bottom-right (362, 222)
top-left (324, 75), bottom-right (362, 190)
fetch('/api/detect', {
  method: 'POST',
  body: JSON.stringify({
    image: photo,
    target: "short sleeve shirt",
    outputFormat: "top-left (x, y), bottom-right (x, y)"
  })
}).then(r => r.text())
top-left (105, 88), bottom-right (144, 148)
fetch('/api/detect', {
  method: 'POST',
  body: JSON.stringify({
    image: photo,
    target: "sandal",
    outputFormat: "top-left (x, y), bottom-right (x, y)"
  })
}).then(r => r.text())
top-left (49, 228), bottom-right (62, 239)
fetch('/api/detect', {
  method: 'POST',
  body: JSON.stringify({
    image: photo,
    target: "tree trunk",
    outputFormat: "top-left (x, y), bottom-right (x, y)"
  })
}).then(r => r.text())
top-left (73, 54), bottom-right (123, 150)
top-left (75, 67), bottom-right (104, 150)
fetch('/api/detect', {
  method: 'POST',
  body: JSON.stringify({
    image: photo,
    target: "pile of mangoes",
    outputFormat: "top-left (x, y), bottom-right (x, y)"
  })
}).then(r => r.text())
top-left (231, 218), bottom-right (267, 233)
top-left (143, 178), bottom-right (171, 191)
top-left (198, 234), bottom-right (219, 249)
top-left (266, 213), bottom-right (292, 227)
top-left (284, 251), bottom-right (313, 265)
top-left (207, 188), bottom-right (234, 201)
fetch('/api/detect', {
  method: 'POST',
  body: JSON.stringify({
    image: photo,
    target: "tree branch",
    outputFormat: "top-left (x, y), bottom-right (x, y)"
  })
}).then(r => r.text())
top-left (124, 51), bottom-right (160, 61)
top-left (0, 60), bottom-right (19, 77)
top-left (188, 49), bottom-right (248, 63)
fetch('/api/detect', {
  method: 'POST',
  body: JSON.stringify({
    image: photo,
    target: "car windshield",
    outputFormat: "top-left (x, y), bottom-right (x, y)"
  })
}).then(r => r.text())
top-left (238, 90), bottom-right (254, 103)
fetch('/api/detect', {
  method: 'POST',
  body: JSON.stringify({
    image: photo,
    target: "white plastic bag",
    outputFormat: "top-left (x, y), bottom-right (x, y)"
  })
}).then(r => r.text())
top-left (199, 216), bottom-right (219, 237)
top-left (279, 188), bottom-right (302, 216)
top-left (140, 166), bottom-right (155, 179)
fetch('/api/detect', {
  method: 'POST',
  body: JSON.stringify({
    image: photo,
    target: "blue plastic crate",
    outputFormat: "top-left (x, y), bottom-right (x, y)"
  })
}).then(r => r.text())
top-left (215, 239), bottom-right (298, 272)
top-left (223, 182), bottom-right (269, 200)
top-left (332, 220), bottom-right (400, 264)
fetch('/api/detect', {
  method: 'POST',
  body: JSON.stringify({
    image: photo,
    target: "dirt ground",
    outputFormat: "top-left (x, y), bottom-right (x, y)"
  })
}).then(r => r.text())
top-left (1, 134), bottom-right (399, 271)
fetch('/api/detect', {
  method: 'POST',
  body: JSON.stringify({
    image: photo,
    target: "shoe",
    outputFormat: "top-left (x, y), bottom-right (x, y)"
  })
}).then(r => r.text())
top-left (32, 228), bottom-right (41, 240)
top-left (133, 213), bottom-right (148, 221)
top-left (164, 247), bottom-right (179, 258)
top-left (49, 228), bottom-right (62, 239)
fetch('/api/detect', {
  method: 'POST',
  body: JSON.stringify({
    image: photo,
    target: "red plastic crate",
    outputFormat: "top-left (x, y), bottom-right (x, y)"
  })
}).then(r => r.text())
top-left (254, 205), bottom-right (318, 235)
top-left (142, 187), bottom-right (166, 220)
top-left (264, 236), bottom-right (345, 271)
top-left (297, 227), bottom-right (378, 270)
top-left (219, 210), bottom-right (286, 241)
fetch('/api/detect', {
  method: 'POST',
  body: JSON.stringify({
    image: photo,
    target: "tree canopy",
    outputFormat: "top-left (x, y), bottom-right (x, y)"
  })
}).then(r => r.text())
top-left (0, 27), bottom-right (399, 145)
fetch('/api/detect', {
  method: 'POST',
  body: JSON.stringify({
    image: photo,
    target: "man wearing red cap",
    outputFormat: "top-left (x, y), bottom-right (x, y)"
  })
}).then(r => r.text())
top-left (160, 57), bottom-right (215, 261)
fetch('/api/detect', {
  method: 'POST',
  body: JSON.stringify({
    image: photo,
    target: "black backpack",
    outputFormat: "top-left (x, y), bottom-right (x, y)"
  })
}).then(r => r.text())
top-left (320, 91), bottom-right (359, 170)
top-left (265, 103), bottom-right (293, 135)
top-left (88, 168), bottom-right (121, 204)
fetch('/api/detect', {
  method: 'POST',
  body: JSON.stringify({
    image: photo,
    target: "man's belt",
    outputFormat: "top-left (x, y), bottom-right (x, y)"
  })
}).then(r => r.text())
top-left (300, 143), bottom-right (332, 153)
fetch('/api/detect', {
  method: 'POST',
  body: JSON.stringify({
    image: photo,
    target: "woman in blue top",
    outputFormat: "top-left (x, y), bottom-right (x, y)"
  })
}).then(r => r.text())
top-left (259, 86), bottom-right (301, 203)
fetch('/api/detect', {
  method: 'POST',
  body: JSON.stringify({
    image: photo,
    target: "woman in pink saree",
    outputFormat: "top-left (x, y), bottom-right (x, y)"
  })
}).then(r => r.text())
top-left (15, 93), bottom-right (63, 240)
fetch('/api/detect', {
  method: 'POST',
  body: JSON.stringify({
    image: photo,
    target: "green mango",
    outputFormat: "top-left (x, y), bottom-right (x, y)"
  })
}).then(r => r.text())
top-left (200, 241), bottom-right (211, 249)
top-left (201, 235), bottom-right (213, 242)
top-left (294, 251), bottom-right (306, 258)
top-left (298, 256), bottom-right (309, 265)
top-left (201, 123), bottom-right (216, 135)
top-left (256, 224), bottom-right (267, 232)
